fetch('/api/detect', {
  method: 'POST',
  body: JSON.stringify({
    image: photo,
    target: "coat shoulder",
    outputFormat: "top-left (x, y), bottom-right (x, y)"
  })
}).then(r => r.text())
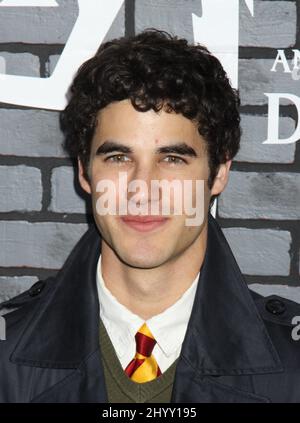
top-left (250, 289), bottom-right (300, 370)
top-left (0, 277), bottom-right (56, 318)
top-left (250, 289), bottom-right (300, 327)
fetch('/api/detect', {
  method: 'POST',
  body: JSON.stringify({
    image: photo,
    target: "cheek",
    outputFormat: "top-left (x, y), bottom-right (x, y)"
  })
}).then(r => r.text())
top-left (90, 173), bottom-right (131, 217)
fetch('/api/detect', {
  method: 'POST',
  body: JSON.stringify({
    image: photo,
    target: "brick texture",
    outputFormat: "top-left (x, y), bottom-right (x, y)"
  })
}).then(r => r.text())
top-left (0, 221), bottom-right (88, 269)
top-left (223, 228), bottom-right (291, 276)
top-left (0, 276), bottom-right (38, 303)
top-left (0, 109), bottom-right (66, 157)
top-left (239, 59), bottom-right (299, 106)
top-left (0, 52), bottom-right (40, 77)
top-left (237, 115), bottom-right (296, 163)
top-left (239, 0), bottom-right (296, 48)
top-left (49, 166), bottom-right (87, 213)
top-left (0, 0), bottom-right (78, 44)
top-left (0, 165), bottom-right (42, 212)
top-left (218, 172), bottom-right (300, 220)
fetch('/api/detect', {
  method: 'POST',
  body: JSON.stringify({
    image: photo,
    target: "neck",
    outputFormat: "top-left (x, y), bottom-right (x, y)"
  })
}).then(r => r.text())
top-left (101, 221), bottom-right (207, 320)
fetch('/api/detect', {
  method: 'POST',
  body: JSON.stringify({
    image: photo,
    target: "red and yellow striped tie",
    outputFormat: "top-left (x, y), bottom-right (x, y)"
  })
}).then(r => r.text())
top-left (125, 322), bottom-right (162, 383)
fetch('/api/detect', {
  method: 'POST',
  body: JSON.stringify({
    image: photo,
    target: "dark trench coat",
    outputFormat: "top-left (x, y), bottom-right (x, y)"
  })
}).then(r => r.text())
top-left (0, 213), bottom-right (300, 403)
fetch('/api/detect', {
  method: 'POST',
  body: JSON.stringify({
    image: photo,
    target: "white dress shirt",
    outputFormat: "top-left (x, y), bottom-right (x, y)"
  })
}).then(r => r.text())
top-left (96, 254), bottom-right (200, 373)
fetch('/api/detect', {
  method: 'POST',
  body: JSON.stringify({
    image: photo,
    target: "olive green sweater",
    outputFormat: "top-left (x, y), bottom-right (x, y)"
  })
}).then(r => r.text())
top-left (99, 318), bottom-right (179, 403)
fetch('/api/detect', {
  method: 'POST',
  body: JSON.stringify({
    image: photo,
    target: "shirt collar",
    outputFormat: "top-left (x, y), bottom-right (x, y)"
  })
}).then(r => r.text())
top-left (96, 254), bottom-right (200, 358)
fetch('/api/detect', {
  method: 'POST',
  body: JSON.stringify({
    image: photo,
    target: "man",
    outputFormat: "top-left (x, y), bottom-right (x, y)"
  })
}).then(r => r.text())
top-left (0, 29), bottom-right (299, 403)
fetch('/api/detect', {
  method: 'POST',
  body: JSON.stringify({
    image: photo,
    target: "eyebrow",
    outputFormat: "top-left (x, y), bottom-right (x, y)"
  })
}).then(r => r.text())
top-left (95, 140), bottom-right (198, 157)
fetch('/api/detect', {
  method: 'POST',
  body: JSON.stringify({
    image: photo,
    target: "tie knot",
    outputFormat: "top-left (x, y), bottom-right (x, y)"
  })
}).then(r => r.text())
top-left (135, 323), bottom-right (157, 357)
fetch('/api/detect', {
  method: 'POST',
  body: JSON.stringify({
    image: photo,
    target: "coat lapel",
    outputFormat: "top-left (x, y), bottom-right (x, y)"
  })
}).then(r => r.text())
top-left (31, 350), bottom-right (108, 403)
top-left (9, 214), bottom-right (283, 403)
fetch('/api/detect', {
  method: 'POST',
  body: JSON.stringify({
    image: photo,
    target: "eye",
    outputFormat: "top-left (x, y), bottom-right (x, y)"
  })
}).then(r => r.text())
top-left (163, 155), bottom-right (187, 164)
top-left (104, 154), bottom-right (130, 163)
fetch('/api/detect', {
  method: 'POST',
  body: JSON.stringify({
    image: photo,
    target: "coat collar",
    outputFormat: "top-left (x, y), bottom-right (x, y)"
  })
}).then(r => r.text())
top-left (10, 214), bottom-right (283, 375)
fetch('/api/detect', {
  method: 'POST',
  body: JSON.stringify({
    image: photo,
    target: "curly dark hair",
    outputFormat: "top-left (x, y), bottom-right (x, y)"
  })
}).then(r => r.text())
top-left (60, 28), bottom-right (240, 194)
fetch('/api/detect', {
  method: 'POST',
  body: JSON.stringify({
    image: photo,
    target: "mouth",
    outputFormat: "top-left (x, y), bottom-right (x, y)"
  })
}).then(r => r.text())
top-left (120, 216), bottom-right (169, 232)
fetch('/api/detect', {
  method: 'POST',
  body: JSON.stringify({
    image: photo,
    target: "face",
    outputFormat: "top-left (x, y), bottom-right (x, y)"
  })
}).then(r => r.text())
top-left (78, 99), bottom-right (231, 269)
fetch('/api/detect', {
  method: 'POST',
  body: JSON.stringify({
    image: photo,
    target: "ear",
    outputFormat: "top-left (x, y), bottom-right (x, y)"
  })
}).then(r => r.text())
top-left (210, 160), bottom-right (232, 196)
top-left (78, 157), bottom-right (91, 194)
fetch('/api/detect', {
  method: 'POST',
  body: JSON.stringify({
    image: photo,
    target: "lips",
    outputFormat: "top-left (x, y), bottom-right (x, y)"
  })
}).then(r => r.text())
top-left (121, 216), bottom-right (168, 223)
top-left (120, 215), bottom-right (169, 232)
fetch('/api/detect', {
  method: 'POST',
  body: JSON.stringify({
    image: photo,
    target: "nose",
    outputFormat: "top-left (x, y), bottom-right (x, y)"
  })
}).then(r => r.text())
top-left (126, 164), bottom-right (160, 214)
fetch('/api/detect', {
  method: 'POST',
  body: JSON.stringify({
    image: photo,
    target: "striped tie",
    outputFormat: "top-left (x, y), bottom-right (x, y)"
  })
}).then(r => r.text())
top-left (125, 322), bottom-right (162, 383)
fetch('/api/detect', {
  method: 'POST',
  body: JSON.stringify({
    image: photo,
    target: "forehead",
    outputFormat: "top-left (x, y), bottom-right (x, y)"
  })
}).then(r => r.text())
top-left (92, 99), bottom-right (205, 150)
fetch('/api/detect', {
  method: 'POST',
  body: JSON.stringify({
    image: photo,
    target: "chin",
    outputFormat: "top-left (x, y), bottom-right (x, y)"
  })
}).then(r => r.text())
top-left (118, 251), bottom-right (168, 270)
